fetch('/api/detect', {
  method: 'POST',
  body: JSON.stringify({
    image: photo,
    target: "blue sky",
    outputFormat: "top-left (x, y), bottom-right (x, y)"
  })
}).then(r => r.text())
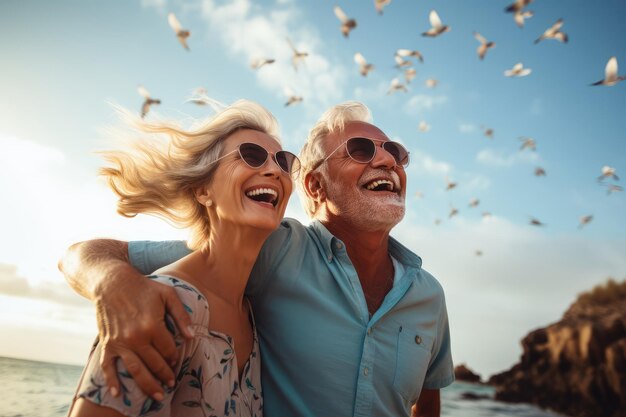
top-left (0, 0), bottom-right (625, 377)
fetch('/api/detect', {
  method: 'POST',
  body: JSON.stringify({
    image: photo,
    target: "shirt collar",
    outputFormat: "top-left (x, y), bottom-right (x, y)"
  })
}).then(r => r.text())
top-left (310, 220), bottom-right (422, 270)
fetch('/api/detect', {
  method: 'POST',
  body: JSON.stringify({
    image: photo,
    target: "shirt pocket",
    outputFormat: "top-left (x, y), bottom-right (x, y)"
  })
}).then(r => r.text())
top-left (392, 325), bottom-right (433, 402)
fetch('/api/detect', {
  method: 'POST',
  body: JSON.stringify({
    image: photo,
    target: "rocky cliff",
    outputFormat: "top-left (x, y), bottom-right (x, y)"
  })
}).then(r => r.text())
top-left (489, 278), bottom-right (626, 417)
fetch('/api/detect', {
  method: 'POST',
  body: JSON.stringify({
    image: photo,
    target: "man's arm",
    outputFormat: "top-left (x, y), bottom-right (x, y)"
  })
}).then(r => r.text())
top-left (59, 239), bottom-right (193, 400)
top-left (412, 388), bottom-right (440, 417)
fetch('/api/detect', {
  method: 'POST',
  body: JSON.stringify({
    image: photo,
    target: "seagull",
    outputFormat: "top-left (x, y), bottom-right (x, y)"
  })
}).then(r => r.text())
top-left (534, 19), bottom-right (568, 44)
top-left (422, 10), bottom-right (450, 37)
top-left (168, 13), bottom-right (190, 51)
top-left (375, 0), bottom-right (391, 15)
top-left (514, 10), bottom-right (534, 28)
top-left (186, 87), bottom-right (209, 105)
top-left (445, 177), bottom-right (457, 191)
top-left (605, 184), bottom-right (623, 195)
top-left (591, 57), bottom-right (626, 86)
top-left (286, 38), bottom-right (309, 71)
top-left (483, 127), bottom-right (494, 138)
top-left (482, 211), bottom-right (492, 219)
top-left (449, 205), bottom-right (459, 218)
top-left (404, 68), bottom-right (417, 84)
top-left (418, 121), bottom-right (431, 132)
top-left (534, 167), bottom-right (546, 177)
top-left (475, 250), bottom-right (483, 257)
top-left (505, 62), bottom-right (532, 77)
top-left (137, 85), bottom-right (161, 118)
top-left (505, 0), bottom-right (534, 13)
top-left (529, 217), bottom-right (545, 227)
top-left (396, 49), bottom-right (424, 64)
top-left (387, 78), bottom-right (408, 94)
top-left (598, 166), bottom-right (619, 181)
top-left (468, 198), bottom-right (480, 208)
top-left (334, 6), bottom-right (357, 38)
top-left (425, 78), bottom-right (438, 88)
top-left (284, 87), bottom-right (303, 107)
top-left (354, 52), bottom-right (374, 77)
top-left (474, 32), bottom-right (495, 60)
top-left (250, 57), bottom-right (275, 70)
top-left (519, 137), bottom-right (536, 151)
top-left (578, 215), bottom-right (593, 229)
top-left (394, 54), bottom-right (412, 68)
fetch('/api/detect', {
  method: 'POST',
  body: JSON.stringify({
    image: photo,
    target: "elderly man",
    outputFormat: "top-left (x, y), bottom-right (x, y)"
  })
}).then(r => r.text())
top-left (61, 101), bottom-right (454, 417)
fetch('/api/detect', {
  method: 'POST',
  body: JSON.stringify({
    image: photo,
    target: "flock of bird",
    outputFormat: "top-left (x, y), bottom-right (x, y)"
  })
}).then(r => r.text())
top-left (132, 1), bottom-right (622, 252)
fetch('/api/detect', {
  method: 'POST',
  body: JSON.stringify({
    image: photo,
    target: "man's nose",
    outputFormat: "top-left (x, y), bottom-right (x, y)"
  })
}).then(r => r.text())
top-left (370, 145), bottom-right (396, 168)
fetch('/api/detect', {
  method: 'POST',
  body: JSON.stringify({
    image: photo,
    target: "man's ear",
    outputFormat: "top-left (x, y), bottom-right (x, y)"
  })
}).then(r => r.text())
top-left (304, 171), bottom-right (325, 203)
top-left (194, 185), bottom-right (213, 207)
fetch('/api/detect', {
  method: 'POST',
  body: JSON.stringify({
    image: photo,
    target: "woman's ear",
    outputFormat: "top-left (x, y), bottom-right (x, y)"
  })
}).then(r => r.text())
top-left (195, 186), bottom-right (213, 207)
top-left (304, 171), bottom-right (325, 203)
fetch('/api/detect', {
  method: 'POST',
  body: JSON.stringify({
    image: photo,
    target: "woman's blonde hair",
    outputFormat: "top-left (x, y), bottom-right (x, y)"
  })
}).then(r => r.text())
top-left (297, 101), bottom-right (372, 217)
top-left (100, 99), bottom-right (280, 250)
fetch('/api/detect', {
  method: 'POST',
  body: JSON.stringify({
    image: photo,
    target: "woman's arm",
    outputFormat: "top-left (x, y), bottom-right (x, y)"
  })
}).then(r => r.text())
top-left (59, 239), bottom-right (193, 400)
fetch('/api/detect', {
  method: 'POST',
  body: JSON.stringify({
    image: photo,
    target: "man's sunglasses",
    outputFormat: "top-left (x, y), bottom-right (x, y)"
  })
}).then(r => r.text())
top-left (210, 142), bottom-right (301, 177)
top-left (317, 137), bottom-right (410, 168)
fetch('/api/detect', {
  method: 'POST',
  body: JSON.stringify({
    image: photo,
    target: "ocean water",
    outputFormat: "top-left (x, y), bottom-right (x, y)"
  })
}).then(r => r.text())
top-left (0, 356), bottom-right (567, 417)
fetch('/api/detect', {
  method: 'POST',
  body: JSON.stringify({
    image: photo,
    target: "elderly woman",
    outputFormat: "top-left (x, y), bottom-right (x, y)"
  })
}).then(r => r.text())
top-left (68, 100), bottom-right (300, 417)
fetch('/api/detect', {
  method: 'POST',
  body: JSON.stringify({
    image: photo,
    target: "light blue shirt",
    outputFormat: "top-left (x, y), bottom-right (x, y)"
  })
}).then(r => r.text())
top-left (129, 218), bottom-right (454, 417)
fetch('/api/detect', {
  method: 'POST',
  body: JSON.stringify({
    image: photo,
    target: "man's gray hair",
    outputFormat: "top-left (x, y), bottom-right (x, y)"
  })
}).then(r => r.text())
top-left (297, 101), bottom-right (373, 217)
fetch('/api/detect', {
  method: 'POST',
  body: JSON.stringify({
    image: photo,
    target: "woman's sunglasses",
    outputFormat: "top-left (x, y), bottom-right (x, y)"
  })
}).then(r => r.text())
top-left (317, 137), bottom-right (410, 168)
top-left (210, 142), bottom-right (301, 177)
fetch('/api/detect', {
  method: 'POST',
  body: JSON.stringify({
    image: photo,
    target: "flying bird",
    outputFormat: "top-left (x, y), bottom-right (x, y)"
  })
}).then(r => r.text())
top-left (404, 68), bottom-right (417, 84)
top-left (529, 217), bottom-right (545, 227)
top-left (534, 19), bottom-right (568, 44)
top-left (475, 250), bottom-right (483, 257)
top-left (414, 191), bottom-right (424, 199)
top-left (504, 0), bottom-right (534, 13)
top-left (284, 87), bottom-right (303, 107)
top-left (590, 57), bottom-right (625, 86)
top-left (334, 6), bottom-right (357, 38)
top-left (375, 0), bottom-right (391, 15)
top-left (483, 127), bottom-right (494, 138)
top-left (505, 62), bottom-right (532, 77)
top-left (354, 53), bottom-right (374, 77)
top-left (598, 166), bottom-right (619, 181)
top-left (449, 206), bottom-right (459, 218)
top-left (578, 215), bottom-right (593, 229)
top-left (186, 87), bottom-right (209, 106)
top-left (387, 78), bottom-right (408, 94)
top-left (418, 121), bottom-right (430, 132)
top-left (396, 49), bottom-right (424, 64)
top-left (519, 137), bottom-right (536, 151)
top-left (422, 10), bottom-right (450, 37)
top-left (250, 57), bottom-right (275, 70)
top-left (534, 167), bottom-right (546, 177)
top-left (482, 211), bottom-right (492, 220)
top-left (425, 78), bottom-right (438, 88)
top-left (605, 184), bottom-right (623, 195)
top-left (137, 85), bottom-right (161, 118)
top-left (167, 13), bottom-right (190, 51)
top-left (468, 198), bottom-right (480, 208)
top-left (286, 38), bottom-right (309, 71)
top-left (474, 32), bottom-right (495, 60)
top-left (513, 10), bottom-right (534, 28)
top-left (445, 177), bottom-right (457, 191)
top-left (394, 54), bottom-right (412, 68)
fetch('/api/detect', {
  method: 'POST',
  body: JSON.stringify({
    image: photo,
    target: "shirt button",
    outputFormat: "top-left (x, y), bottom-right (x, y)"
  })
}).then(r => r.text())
top-left (415, 335), bottom-right (422, 345)
top-left (335, 242), bottom-right (343, 250)
top-left (367, 327), bottom-right (373, 335)
top-left (363, 367), bottom-right (369, 376)
top-left (327, 255), bottom-right (333, 262)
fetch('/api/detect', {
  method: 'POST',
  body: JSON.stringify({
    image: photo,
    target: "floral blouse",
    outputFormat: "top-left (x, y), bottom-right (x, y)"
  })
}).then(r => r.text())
top-left (73, 275), bottom-right (263, 417)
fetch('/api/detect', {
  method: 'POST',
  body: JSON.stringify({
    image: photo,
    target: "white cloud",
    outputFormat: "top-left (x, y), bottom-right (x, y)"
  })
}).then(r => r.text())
top-left (409, 149), bottom-right (453, 176)
top-left (458, 123), bottom-right (477, 133)
top-left (476, 148), bottom-right (539, 167)
top-left (199, 0), bottom-right (347, 110)
top-left (404, 94), bottom-right (448, 115)
top-left (392, 215), bottom-right (626, 377)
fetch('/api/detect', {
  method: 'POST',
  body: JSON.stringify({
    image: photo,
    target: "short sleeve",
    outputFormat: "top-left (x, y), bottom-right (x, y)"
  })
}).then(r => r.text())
top-left (129, 240), bottom-right (192, 274)
top-left (74, 275), bottom-right (208, 416)
top-left (423, 291), bottom-right (455, 389)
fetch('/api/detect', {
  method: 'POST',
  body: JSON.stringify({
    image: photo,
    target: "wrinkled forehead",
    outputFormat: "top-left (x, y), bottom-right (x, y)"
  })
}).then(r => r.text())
top-left (325, 121), bottom-right (389, 149)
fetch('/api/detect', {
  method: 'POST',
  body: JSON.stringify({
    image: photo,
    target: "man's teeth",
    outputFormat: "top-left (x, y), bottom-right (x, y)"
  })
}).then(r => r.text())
top-left (365, 179), bottom-right (394, 191)
top-left (246, 188), bottom-right (278, 198)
